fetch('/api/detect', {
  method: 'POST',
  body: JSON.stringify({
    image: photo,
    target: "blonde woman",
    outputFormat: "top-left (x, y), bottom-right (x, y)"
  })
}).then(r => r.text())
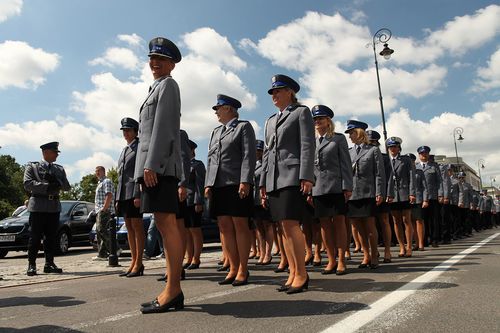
top-left (308, 105), bottom-right (352, 275)
top-left (345, 121), bottom-right (386, 269)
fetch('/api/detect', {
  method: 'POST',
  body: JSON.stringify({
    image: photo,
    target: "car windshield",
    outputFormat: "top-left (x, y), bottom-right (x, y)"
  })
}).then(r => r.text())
top-left (17, 208), bottom-right (29, 217)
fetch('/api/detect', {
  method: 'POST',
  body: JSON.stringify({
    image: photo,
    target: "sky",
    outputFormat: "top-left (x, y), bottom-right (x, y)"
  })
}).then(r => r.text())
top-left (0, 0), bottom-right (499, 186)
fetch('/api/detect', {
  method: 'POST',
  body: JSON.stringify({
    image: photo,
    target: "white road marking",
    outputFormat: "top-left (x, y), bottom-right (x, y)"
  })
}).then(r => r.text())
top-left (321, 232), bottom-right (500, 333)
top-left (66, 284), bottom-right (263, 330)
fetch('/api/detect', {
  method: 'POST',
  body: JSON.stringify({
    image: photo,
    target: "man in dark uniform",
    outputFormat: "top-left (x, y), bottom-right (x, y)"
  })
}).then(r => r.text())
top-left (23, 142), bottom-right (70, 276)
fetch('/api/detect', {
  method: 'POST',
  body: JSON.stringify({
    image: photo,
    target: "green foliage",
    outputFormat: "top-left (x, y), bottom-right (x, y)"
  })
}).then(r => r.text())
top-left (0, 155), bottom-right (26, 219)
top-left (107, 167), bottom-right (118, 188)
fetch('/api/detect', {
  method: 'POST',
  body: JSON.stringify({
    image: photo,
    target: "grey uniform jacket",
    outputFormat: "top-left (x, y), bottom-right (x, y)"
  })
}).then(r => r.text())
top-left (387, 154), bottom-right (416, 202)
top-left (440, 165), bottom-right (451, 200)
top-left (312, 133), bottom-right (353, 196)
top-left (179, 129), bottom-right (191, 187)
top-left (349, 144), bottom-right (386, 200)
top-left (414, 168), bottom-right (429, 204)
top-left (449, 177), bottom-right (460, 206)
top-left (187, 159), bottom-right (206, 206)
top-left (471, 192), bottom-right (479, 209)
top-left (23, 161), bottom-right (71, 212)
top-left (116, 138), bottom-right (140, 201)
top-left (260, 104), bottom-right (315, 192)
top-left (479, 195), bottom-right (493, 213)
top-left (134, 76), bottom-right (183, 182)
top-left (458, 181), bottom-right (473, 208)
top-left (415, 162), bottom-right (443, 200)
top-left (205, 120), bottom-right (256, 188)
top-left (254, 160), bottom-right (263, 205)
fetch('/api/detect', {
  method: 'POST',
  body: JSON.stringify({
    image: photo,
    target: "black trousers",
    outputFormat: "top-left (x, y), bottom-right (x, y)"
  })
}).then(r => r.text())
top-left (28, 212), bottom-right (59, 265)
top-left (441, 203), bottom-right (452, 242)
top-left (423, 199), bottom-right (441, 243)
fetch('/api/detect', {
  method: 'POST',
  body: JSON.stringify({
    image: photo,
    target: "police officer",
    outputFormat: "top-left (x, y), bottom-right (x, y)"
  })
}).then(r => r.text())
top-left (416, 146), bottom-right (443, 247)
top-left (115, 117), bottom-right (144, 277)
top-left (366, 130), bottom-right (393, 262)
top-left (408, 153), bottom-right (428, 250)
top-left (386, 137), bottom-right (416, 257)
top-left (457, 172), bottom-right (473, 237)
top-left (439, 163), bottom-right (452, 244)
top-left (184, 139), bottom-right (206, 270)
top-left (205, 94), bottom-right (256, 287)
top-left (479, 189), bottom-right (493, 229)
top-left (23, 142), bottom-right (70, 276)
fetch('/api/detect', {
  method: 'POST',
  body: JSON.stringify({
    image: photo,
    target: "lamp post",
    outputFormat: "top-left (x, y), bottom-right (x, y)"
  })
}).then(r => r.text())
top-left (371, 28), bottom-right (394, 141)
top-left (453, 127), bottom-right (464, 171)
top-left (490, 176), bottom-right (496, 188)
top-left (477, 159), bottom-right (485, 191)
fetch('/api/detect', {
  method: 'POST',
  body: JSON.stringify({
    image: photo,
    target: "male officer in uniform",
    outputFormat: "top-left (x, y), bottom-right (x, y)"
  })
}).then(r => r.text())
top-left (23, 142), bottom-right (70, 276)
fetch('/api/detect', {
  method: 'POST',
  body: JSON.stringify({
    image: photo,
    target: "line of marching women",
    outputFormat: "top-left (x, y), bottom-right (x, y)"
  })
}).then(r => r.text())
top-left (126, 36), bottom-right (497, 314)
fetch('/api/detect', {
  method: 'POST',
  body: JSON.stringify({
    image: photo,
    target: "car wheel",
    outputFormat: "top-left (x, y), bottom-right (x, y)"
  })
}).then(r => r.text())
top-left (56, 230), bottom-right (70, 255)
top-left (0, 249), bottom-right (8, 258)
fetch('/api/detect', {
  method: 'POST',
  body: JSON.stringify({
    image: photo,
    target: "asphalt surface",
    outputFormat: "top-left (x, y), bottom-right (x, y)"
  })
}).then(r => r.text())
top-left (0, 230), bottom-right (499, 333)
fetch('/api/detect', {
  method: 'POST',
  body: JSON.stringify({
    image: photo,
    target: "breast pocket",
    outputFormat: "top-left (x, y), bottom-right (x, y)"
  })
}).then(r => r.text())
top-left (143, 100), bottom-right (156, 120)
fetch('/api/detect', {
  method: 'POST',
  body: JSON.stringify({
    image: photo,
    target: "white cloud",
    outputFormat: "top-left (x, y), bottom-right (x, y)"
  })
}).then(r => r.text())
top-left (182, 27), bottom-right (247, 70)
top-left (376, 101), bottom-right (500, 179)
top-left (89, 47), bottom-right (139, 70)
top-left (65, 152), bottom-right (116, 180)
top-left (473, 47), bottom-right (500, 91)
top-left (0, 120), bottom-right (123, 152)
top-left (0, 40), bottom-right (59, 89)
top-left (0, 0), bottom-right (22, 23)
top-left (118, 33), bottom-right (142, 47)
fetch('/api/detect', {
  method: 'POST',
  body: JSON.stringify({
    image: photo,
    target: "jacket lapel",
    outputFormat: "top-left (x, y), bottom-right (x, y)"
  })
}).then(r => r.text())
top-left (351, 144), bottom-right (369, 164)
top-left (140, 77), bottom-right (167, 112)
top-left (317, 136), bottom-right (331, 152)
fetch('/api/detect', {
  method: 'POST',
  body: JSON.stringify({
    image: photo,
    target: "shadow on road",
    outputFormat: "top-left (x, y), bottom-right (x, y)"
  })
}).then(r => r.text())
top-left (0, 326), bottom-right (84, 333)
top-left (0, 296), bottom-right (85, 308)
top-left (184, 299), bottom-right (367, 318)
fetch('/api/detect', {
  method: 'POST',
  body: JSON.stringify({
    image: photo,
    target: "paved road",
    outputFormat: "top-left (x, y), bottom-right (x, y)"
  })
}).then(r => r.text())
top-left (1, 230), bottom-right (499, 333)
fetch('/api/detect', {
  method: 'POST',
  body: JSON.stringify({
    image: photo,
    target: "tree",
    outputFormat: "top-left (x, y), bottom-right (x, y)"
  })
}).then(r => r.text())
top-left (59, 167), bottom-right (118, 203)
top-left (0, 155), bottom-right (27, 219)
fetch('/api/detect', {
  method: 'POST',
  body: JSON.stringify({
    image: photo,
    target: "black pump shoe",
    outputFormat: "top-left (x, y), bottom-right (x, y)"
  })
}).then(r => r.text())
top-left (274, 264), bottom-right (288, 273)
top-left (286, 275), bottom-right (309, 294)
top-left (218, 276), bottom-right (236, 285)
top-left (119, 269), bottom-right (132, 277)
top-left (126, 265), bottom-right (144, 277)
top-left (140, 293), bottom-right (184, 314)
top-left (187, 263), bottom-right (200, 270)
top-left (217, 265), bottom-right (230, 272)
top-left (277, 284), bottom-right (290, 292)
top-left (26, 264), bottom-right (37, 276)
top-left (232, 272), bottom-right (249, 287)
top-left (157, 274), bottom-right (167, 282)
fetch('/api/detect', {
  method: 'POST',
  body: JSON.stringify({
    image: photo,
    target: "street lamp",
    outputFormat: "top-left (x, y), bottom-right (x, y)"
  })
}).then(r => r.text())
top-left (453, 127), bottom-right (464, 171)
top-left (477, 159), bottom-right (485, 191)
top-left (370, 28), bottom-right (394, 142)
top-left (490, 176), bottom-right (496, 188)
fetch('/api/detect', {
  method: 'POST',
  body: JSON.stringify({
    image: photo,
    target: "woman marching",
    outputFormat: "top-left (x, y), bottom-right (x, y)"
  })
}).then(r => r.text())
top-left (309, 105), bottom-right (352, 275)
top-left (345, 120), bottom-right (386, 269)
top-left (385, 137), bottom-right (416, 257)
top-left (260, 74), bottom-right (315, 294)
top-left (205, 94), bottom-right (256, 286)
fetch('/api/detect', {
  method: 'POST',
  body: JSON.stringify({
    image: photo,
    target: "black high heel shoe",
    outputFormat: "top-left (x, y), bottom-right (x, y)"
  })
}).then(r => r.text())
top-left (141, 298), bottom-right (157, 307)
top-left (182, 263), bottom-right (191, 269)
top-left (218, 275), bottom-right (236, 285)
top-left (274, 264), bottom-right (288, 273)
top-left (261, 258), bottom-right (272, 265)
top-left (126, 265), bottom-right (144, 278)
top-left (216, 265), bottom-right (230, 272)
top-left (313, 259), bottom-right (322, 267)
top-left (276, 284), bottom-right (290, 292)
top-left (286, 275), bottom-right (309, 294)
top-left (187, 263), bottom-right (200, 270)
top-left (232, 271), bottom-right (249, 287)
top-left (305, 257), bottom-right (313, 266)
top-left (140, 292), bottom-right (184, 314)
top-left (119, 269), bottom-right (132, 277)
top-left (157, 274), bottom-right (167, 282)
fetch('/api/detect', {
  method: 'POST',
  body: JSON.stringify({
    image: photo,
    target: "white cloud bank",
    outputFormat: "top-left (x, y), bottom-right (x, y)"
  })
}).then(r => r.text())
top-left (0, 0), bottom-right (22, 23)
top-left (0, 40), bottom-right (60, 89)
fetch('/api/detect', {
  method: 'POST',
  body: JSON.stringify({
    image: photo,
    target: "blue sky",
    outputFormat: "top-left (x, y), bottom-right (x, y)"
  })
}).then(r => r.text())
top-left (0, 0), bottom-right (499, 185)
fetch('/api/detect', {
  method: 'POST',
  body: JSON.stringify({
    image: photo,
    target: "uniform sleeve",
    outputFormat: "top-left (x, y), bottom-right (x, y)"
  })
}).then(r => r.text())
top-left (204, 130), bottom-right (215, 188)
top-left (239, 122), bottom-right (256, 184)
top-left (23, 163), bottom-right (49, 195)
top-left (298, 107), bottom-right (315, 183)
top-left (409, 159), bottom-right (416, 197)
top-left (373, 147), bottom-right (386, 197)
top-left (339, 135), bottom-right (353, 192)
top-left (178, 130), bottom-right (191, 187)
top-left (422, 172), bottom-right (429, 202)
top-left (59, 167), bottom-right (71, 192)
top-left (259, 119), bottom-right (270, 189)
top-left (437, 166), bottom-right (444, 197)
top-left (194, 161), bottom-right (206, 205)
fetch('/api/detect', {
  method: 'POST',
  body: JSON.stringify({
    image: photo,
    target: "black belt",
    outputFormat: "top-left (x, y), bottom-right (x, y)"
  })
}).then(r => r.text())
top-left (32, 194), bottom-right (60, 200)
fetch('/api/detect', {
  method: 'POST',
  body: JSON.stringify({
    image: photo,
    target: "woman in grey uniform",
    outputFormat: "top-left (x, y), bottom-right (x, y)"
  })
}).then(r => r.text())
top-left (260, 74), bottom-right (315, 294)
top-left (345, 120), bottom-right (385, 269)
top-left (408, 153), bottom-right (428, 251)
top-left (205, 94), bottom-right (256, 287)
top-left (386, 137), bottom-right (416, 257)
top-left (309, 105), bottom-right (352, 275)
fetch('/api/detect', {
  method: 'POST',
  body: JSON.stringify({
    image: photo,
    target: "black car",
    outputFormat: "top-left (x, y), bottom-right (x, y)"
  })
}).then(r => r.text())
top-left (0, 200), bottom-right (95, 258)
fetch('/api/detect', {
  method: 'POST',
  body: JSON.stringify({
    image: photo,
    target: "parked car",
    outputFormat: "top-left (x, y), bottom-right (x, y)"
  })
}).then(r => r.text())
top-left (89, 206), bottom-right (220, 255)
top-left (0, 200), bottom-right (96, 258)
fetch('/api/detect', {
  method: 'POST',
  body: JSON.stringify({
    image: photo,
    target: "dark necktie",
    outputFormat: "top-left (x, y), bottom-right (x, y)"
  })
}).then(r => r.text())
top-left (319, 137), bottom-right (324, 144)
top-left (423, 163), bottom-right (426, 168)
top-left (392, 158), bottom-right (396, 168)
top-left (356, 145), bottom-right (361, 155)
